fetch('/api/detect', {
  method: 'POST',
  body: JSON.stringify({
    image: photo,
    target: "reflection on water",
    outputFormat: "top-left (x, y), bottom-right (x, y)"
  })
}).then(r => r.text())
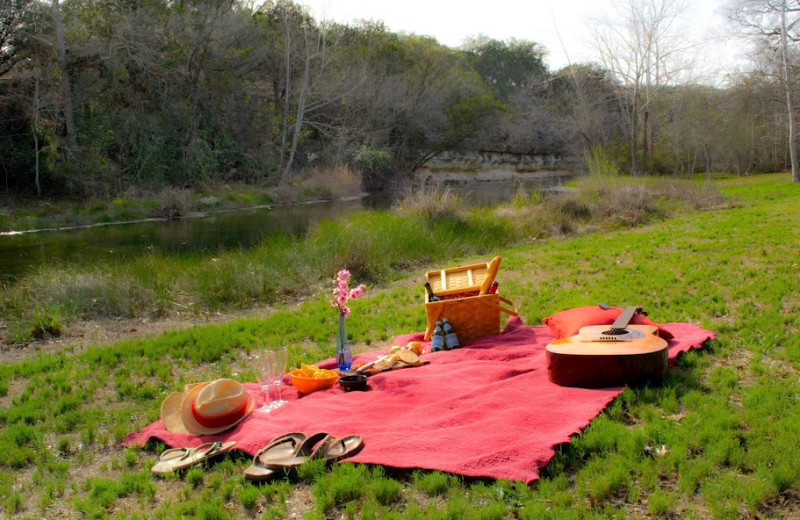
top-left (0, 176), bottom-right (571, 281)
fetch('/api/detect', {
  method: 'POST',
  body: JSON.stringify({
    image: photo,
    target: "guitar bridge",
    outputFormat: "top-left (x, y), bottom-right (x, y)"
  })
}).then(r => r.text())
top-left (597, 328), bottom-right (647, 342)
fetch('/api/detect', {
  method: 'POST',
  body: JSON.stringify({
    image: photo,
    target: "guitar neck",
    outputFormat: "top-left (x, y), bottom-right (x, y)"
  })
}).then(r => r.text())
top-left (610, 306), bottom-right (642, 329)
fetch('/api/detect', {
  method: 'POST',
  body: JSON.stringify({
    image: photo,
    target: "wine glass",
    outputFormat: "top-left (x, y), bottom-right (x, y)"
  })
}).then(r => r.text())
top-left (270, 347), bottom-right (289, 410)
top-left (253, 351), bottom-right (274, 413)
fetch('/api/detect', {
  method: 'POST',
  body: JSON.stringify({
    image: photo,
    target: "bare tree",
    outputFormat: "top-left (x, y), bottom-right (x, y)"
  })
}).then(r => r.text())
top-left (729, 0), bottom-right (800, 183)
top-left (51, 0), bottom-right (77, 154)
top-left (550, 63), bottom-right (623, 155)
top-left (592, 0), bottom-right (690, 175)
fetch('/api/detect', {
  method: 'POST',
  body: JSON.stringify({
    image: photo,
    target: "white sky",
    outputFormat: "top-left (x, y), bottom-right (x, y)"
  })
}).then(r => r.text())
top-left (304, 0), bottom-right (750, 83)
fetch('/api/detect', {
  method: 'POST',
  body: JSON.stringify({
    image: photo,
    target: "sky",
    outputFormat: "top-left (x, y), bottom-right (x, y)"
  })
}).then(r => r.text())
top-left (304, 0), bottom-right (750, 83)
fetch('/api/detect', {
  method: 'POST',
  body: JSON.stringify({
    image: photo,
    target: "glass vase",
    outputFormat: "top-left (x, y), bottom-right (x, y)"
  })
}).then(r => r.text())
top-left (336, 312), bottom-right (352, 371)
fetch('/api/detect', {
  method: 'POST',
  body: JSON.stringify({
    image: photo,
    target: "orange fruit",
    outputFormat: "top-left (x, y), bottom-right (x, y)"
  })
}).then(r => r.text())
top-left (406, 341), bottom-right (423, 355)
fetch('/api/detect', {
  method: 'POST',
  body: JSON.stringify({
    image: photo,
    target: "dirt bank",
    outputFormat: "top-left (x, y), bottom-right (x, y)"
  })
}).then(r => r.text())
top-left (0, 307), bottom-right (270, 365)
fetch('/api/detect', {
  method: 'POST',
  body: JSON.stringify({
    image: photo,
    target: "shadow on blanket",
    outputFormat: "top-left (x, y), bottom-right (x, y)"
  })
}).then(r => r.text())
top-left (124, 317), bottom-right (715, 483)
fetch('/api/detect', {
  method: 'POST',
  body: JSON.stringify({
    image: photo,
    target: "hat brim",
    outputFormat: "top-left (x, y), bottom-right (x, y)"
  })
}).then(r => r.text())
top-left (161, 382), bottom-right (208, 434)
top-left (180, 383), bottom-right (255, 436)
top-left (161, 391), bottom-right (191, 434)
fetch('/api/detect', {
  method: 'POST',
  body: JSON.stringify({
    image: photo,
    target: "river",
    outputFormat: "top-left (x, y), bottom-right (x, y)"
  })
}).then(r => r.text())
top-left (0, 177), bottom-right (571, 282)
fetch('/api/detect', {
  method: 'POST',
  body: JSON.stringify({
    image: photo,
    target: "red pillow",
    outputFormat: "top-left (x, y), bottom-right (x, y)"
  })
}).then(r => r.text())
top-left (543, 306), bottom-right (673, 339)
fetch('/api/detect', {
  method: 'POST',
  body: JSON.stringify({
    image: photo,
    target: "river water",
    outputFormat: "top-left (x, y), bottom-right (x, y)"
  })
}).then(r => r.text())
top-left (0, 177), bottom-right (571, 282)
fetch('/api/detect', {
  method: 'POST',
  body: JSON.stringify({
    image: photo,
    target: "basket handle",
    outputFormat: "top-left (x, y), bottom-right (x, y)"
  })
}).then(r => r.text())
top-left (476, 295), bottom-right (519, 317)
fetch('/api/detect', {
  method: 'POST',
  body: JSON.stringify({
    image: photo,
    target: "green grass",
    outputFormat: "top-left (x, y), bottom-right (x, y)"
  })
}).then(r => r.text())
top-left (0, 173), bottom-right (799, 518)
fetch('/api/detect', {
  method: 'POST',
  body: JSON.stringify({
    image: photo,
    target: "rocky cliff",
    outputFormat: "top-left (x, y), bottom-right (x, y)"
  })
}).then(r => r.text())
top-left (415, 151), bottom-right (581, 183)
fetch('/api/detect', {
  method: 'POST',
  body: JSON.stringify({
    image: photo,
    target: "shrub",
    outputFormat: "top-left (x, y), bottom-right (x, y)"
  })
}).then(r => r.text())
top-left (353, 148), bottom-right (392, 174)
top-left (31, 304), bottom-right (65, 339)
top-left (300, 165), bottom-right (363, 201)
top-left (583, 146), bottom-right (620, 176)
top-left (392, 185), bottom-right (463, 223)
top-left (353, 148), bottom-right (394, 190)
top-left (157, 188), bottom-right (189, 219)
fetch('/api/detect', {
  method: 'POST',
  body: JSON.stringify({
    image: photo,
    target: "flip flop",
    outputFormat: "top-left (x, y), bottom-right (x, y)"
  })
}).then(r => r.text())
top-left (260, 431), bottom-right (332, 470)
top-left (322, 434), bottom-right (364, 463)
top-left (151, 441), bottom-right (236, 475)
top-left (243, 432), bottom-right (307, 481)
top-left (263, 432), bottom-right (364, 470)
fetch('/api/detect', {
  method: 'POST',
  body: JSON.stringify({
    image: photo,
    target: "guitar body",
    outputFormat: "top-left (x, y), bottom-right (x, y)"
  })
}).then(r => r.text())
top-left (546, 324), bottom-right (669, 388)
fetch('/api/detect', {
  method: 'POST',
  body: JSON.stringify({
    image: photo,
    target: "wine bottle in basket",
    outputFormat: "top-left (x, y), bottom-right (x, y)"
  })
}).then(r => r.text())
top-left (425, 282), bottom-right (441, 302)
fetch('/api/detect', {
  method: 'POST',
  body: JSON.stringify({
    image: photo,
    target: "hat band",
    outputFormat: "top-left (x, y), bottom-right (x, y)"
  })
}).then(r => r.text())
top-left (191, 398), bottom-right (248, 429)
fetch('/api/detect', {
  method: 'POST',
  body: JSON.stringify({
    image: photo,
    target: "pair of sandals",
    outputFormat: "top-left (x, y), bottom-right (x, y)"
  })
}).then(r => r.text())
top-left (151, 440), bottom-right (236, 476)
top-left (244, 432), bottom-right (364, 481)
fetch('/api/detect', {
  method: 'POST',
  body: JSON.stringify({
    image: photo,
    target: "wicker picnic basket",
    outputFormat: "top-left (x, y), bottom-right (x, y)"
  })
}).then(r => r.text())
top-left (423, 257), bottom-right (518, 344)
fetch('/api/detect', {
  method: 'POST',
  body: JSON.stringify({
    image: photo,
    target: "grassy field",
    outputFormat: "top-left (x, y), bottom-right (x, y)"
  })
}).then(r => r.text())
top-left (1, 173), bottom-right (798, 519)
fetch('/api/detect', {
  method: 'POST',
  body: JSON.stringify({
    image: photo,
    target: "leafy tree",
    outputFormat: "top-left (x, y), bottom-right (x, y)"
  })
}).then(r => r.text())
top-left (6, 0), bottom-right (797, 199)
top-left (464, 36), bottom-right (548, 99)
top-left (0, 0), bottom-right (32, 77)
top-left (254, 0), bottom-right (319, 179)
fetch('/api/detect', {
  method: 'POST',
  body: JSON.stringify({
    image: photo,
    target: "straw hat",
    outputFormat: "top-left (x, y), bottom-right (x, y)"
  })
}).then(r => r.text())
top-left (161, 379), bottom-right (255, 435)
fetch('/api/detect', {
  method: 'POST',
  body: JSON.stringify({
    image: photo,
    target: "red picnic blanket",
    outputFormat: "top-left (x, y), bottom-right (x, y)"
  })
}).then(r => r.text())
top-left (123, 317), bottom-right (715, 483)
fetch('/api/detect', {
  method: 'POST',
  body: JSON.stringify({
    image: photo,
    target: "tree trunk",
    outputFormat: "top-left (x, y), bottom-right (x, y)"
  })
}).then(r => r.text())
top-left (642, 108), bottom-right (649, 175)
top-left (631, 86), bottom-right (640, 176)
top-left (51, 0), bottom-right (77, 154)
top-left (781, 1), bottom-right (800, 183)
top-left (32, 73), bottom-right (41, 197)
top-left (282, 44), bottom-right (309, 181)
top-left (279, 18), bottom-right (291, 174)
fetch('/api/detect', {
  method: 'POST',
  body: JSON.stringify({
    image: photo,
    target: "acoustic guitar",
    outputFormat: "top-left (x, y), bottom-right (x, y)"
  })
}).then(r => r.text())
top-left (545, 306), bottom-right (669, 388)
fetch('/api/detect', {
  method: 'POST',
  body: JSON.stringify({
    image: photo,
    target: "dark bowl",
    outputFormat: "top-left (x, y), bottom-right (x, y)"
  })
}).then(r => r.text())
top-left (339, 374), bottom-right (368, 392)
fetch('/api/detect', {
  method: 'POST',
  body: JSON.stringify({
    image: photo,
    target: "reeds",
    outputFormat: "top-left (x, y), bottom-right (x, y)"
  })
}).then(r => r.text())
top-left (0, 176), bottom-right (723, 344)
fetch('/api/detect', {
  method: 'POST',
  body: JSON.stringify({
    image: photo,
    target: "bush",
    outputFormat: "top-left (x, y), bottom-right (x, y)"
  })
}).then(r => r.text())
top-left (31, 304), bottom-right (65, 339)
top-left (300, 164), bottom-right (363, 201)
top-left (392, 185), bottom-right (463, 223)
top-left (353, 148), bottom-right (393, 191)
top-left (583, 146), bottom-right (620, 176)
top-left (157, 188), bottom-right (189, 219)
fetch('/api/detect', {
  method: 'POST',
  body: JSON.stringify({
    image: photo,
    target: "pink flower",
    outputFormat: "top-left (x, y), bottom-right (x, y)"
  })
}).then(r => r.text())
top-left (329, 269), bottom-right (366, 317)
top-left (349, 284), bottom-right (365, 300)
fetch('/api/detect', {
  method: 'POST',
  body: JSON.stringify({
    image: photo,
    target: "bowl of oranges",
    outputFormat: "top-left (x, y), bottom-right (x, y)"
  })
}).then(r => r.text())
top-left (289, 364), bottom-right (339, 394)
